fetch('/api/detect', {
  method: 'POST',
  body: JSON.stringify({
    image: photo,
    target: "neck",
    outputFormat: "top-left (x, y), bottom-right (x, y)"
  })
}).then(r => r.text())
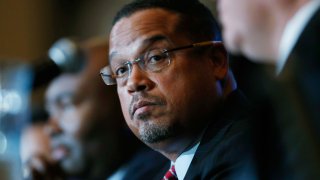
top-left (147, 130), bottom-right (204, 162)
top-left (146, 98), bottom-right (222, 161)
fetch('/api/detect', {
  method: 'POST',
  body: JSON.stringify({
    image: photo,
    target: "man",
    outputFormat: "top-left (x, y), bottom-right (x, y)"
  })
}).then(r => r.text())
top-left (218, 0), bottom-right (320, 179)
top-left (100, 0), bottom-right (253, 179)
top-left (24, 38), bottom-right (141, 179)
top-left (218, 0), bottom-right (320, 118)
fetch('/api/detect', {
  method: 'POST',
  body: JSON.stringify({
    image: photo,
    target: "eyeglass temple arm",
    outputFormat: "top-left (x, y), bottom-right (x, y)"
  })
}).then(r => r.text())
top-left (165, 41), bottom-right (223, 53)
top-left (193, 41), bottom-right (222, 47)
top-left (100, 72), bottom-right (116, 78)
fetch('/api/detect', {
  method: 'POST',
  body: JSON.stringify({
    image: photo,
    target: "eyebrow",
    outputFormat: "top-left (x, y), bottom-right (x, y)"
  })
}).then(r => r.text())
top-left (109, 35), bottom-right (168, 64)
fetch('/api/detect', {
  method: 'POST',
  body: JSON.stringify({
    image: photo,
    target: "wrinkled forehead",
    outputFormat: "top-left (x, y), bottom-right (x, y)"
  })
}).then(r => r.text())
top-left (109, 8), bottom-right (181, 60)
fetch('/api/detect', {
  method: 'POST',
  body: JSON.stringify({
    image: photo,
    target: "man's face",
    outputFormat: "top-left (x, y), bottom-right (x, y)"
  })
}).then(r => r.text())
top-left (109, 9), bottom-right (227, 148)
top-left (217, 0), bottom-right (274, 61)
top-left (45, 75), bottom-right (86, 174)
top-left (45, 74), bottom-right (120, 176)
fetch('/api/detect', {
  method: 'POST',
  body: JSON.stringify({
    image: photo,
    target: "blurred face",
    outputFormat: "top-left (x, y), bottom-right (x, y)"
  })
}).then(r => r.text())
top-left (45, 73), bottom-right (121, 177)
top-left (45, 75), bottom-right (86, 174)
top-left (110, 9), bottom-right (227, 150)
top-left (217, 0), bottom-right (275, 61)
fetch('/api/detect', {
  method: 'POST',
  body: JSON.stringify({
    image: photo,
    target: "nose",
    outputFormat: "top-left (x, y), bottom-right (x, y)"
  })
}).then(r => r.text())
top-left (45, 117), bottom-right (63, 138)
top-left (126, 64), bottom-right (154, 93)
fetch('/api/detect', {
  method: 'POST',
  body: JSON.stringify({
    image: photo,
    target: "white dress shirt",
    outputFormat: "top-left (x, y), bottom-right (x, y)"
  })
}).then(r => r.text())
top-left (172, 142), bottom-right (200, 180)
top-left (107, 166), bottom-right (126, 180)
top-left (277, 0), bottom-right (320, 75)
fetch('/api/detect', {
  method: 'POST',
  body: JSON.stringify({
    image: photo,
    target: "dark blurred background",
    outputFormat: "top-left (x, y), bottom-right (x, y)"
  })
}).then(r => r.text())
top-left (0, 0), bottom-right (136, 130)
top-left (0, 0), bottom-right (216, 61)
top-left (0, 0), bottom-right (129, 60)
top-left (0, 1), bottom-right (133, 179)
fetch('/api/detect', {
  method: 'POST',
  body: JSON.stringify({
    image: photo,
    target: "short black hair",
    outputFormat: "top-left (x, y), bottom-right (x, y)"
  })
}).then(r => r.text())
top-left (112, 0), bottom-right (221, 42)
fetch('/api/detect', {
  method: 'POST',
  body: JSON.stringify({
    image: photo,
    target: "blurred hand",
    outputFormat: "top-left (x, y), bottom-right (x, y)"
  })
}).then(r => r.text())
top-left (23, 154), bottom-right (65, 180)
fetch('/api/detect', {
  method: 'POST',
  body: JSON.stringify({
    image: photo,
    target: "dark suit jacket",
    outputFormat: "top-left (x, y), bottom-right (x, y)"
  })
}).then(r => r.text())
top-left (112, 148), bottom-right (168, 180)
top-left (251, 7), bottom-right (320, 180)
top-left (279, 6), bottom-right (320, 135)
top-left (119, 90), bottom-right (253, 180)
top-left (183, 89), bottom-right (254, 180)
top-left (274, 7), bottom-right (320, 180)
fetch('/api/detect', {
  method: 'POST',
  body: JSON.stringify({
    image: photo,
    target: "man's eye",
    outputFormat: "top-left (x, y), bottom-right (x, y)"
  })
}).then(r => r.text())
top-left (147, 53), bottom-right (166, 64)
top-left (115, 66), bottom-right (129, 76)
top-left (59, 97), bottom-right (74, 110)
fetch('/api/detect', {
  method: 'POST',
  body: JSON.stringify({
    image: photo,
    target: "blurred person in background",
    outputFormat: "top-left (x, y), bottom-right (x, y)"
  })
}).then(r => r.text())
top-left (218, 0), bottom-right (320, 179)
top-left (21, 37), bottom-right (141, 179)
top-left (217, 0), bottom-right (320, 119)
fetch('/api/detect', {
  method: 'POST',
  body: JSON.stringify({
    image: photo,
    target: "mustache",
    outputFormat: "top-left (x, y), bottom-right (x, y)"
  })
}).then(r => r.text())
top-left (129, 93), bottom-right (166, 120)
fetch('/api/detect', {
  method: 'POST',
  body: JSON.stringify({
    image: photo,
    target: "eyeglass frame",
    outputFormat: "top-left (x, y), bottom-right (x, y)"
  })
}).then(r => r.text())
top-left (100, 41), bottom-right (222, 86)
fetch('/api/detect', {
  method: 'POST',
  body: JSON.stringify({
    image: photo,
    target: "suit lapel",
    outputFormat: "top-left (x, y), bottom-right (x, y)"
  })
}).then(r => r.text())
top-left (184, 90), bottom-right (250, 179)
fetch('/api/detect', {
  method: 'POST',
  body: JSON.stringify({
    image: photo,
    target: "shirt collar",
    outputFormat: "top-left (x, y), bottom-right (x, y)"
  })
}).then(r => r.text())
top-left (172, 142), bottom-right (200, 180)
top-left (277, 0), bottom-right (320, 75)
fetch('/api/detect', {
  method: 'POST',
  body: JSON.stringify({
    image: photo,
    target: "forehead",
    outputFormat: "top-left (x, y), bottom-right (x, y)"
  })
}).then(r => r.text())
top-left (46, 75), bottom-right (79, 102)
top-left (109, 8), bottom-right (182, 58)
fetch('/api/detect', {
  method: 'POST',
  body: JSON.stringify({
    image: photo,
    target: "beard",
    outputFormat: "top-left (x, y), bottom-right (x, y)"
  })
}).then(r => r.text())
top-left (138, 114), bottom-right (176, 144)
top-left (129, 93), bottom-right (177, 144)
top-left (51, 135), bottom-right (86, 175)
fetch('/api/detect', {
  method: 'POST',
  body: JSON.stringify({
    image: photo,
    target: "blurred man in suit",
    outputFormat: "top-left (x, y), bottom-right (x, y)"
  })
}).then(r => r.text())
top-left (218, 0), bottom-right (320, 116)
top-left (218, 0), bottom-right (320, 179)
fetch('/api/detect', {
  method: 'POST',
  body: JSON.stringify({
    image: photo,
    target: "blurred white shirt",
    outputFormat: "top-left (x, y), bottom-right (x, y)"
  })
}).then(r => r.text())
top-left (277, 0), bottom-right (320, 75)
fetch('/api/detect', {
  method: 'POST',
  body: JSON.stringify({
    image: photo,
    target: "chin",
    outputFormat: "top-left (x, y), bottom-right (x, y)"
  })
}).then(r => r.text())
top-left (138, 121), bottom-right (175, 144)
top-left (62, 158), bottom-right (85, 175)
top-left (242, 46), bottom-right (271, 64)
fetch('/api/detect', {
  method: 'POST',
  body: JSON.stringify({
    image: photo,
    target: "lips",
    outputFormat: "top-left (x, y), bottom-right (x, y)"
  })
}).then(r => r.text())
top-left (132, 101), bottom-right (157, 117)
top-left (51, 143), bottom-right (70, 161)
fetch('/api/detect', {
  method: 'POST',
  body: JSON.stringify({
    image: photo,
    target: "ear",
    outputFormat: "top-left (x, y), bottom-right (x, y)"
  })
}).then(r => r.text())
top-left (208, 42), bottom-right (228, 80)
top-left (222, 70), bottom-right (237, 97)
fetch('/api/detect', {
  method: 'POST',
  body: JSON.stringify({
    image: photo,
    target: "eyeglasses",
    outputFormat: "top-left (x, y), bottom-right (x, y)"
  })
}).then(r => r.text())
top-left (100, 41), bottom-right (221, 85)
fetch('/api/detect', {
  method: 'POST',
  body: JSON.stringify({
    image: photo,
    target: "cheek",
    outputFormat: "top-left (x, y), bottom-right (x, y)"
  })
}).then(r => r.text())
top-left (220, 0), bottom-right (243, 25)
top-left (221, 0), bottom-right (261, 30)
top-left (220, 0), bottom-right (266, 52)
top-left (119, 98), bottom-right (140, 138)
top-left (167, 59), bottom-right (220, 114)
top-left (118, 88), bottom-right (130, 119)
top-left (117, 88), bottom-right (137, 131)
top-left (60, 108), bottom-right (81, 135)
top-left (154, 66), bottom-right (200, 118)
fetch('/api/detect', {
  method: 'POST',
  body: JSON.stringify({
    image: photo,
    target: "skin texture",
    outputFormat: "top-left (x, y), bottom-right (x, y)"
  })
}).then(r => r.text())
top-left (217, 0), bottom-right (310, 63)
top-left (109, 8), bottom-right (228, 161)
top-left (217, 0), bottom-right (277, 62)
